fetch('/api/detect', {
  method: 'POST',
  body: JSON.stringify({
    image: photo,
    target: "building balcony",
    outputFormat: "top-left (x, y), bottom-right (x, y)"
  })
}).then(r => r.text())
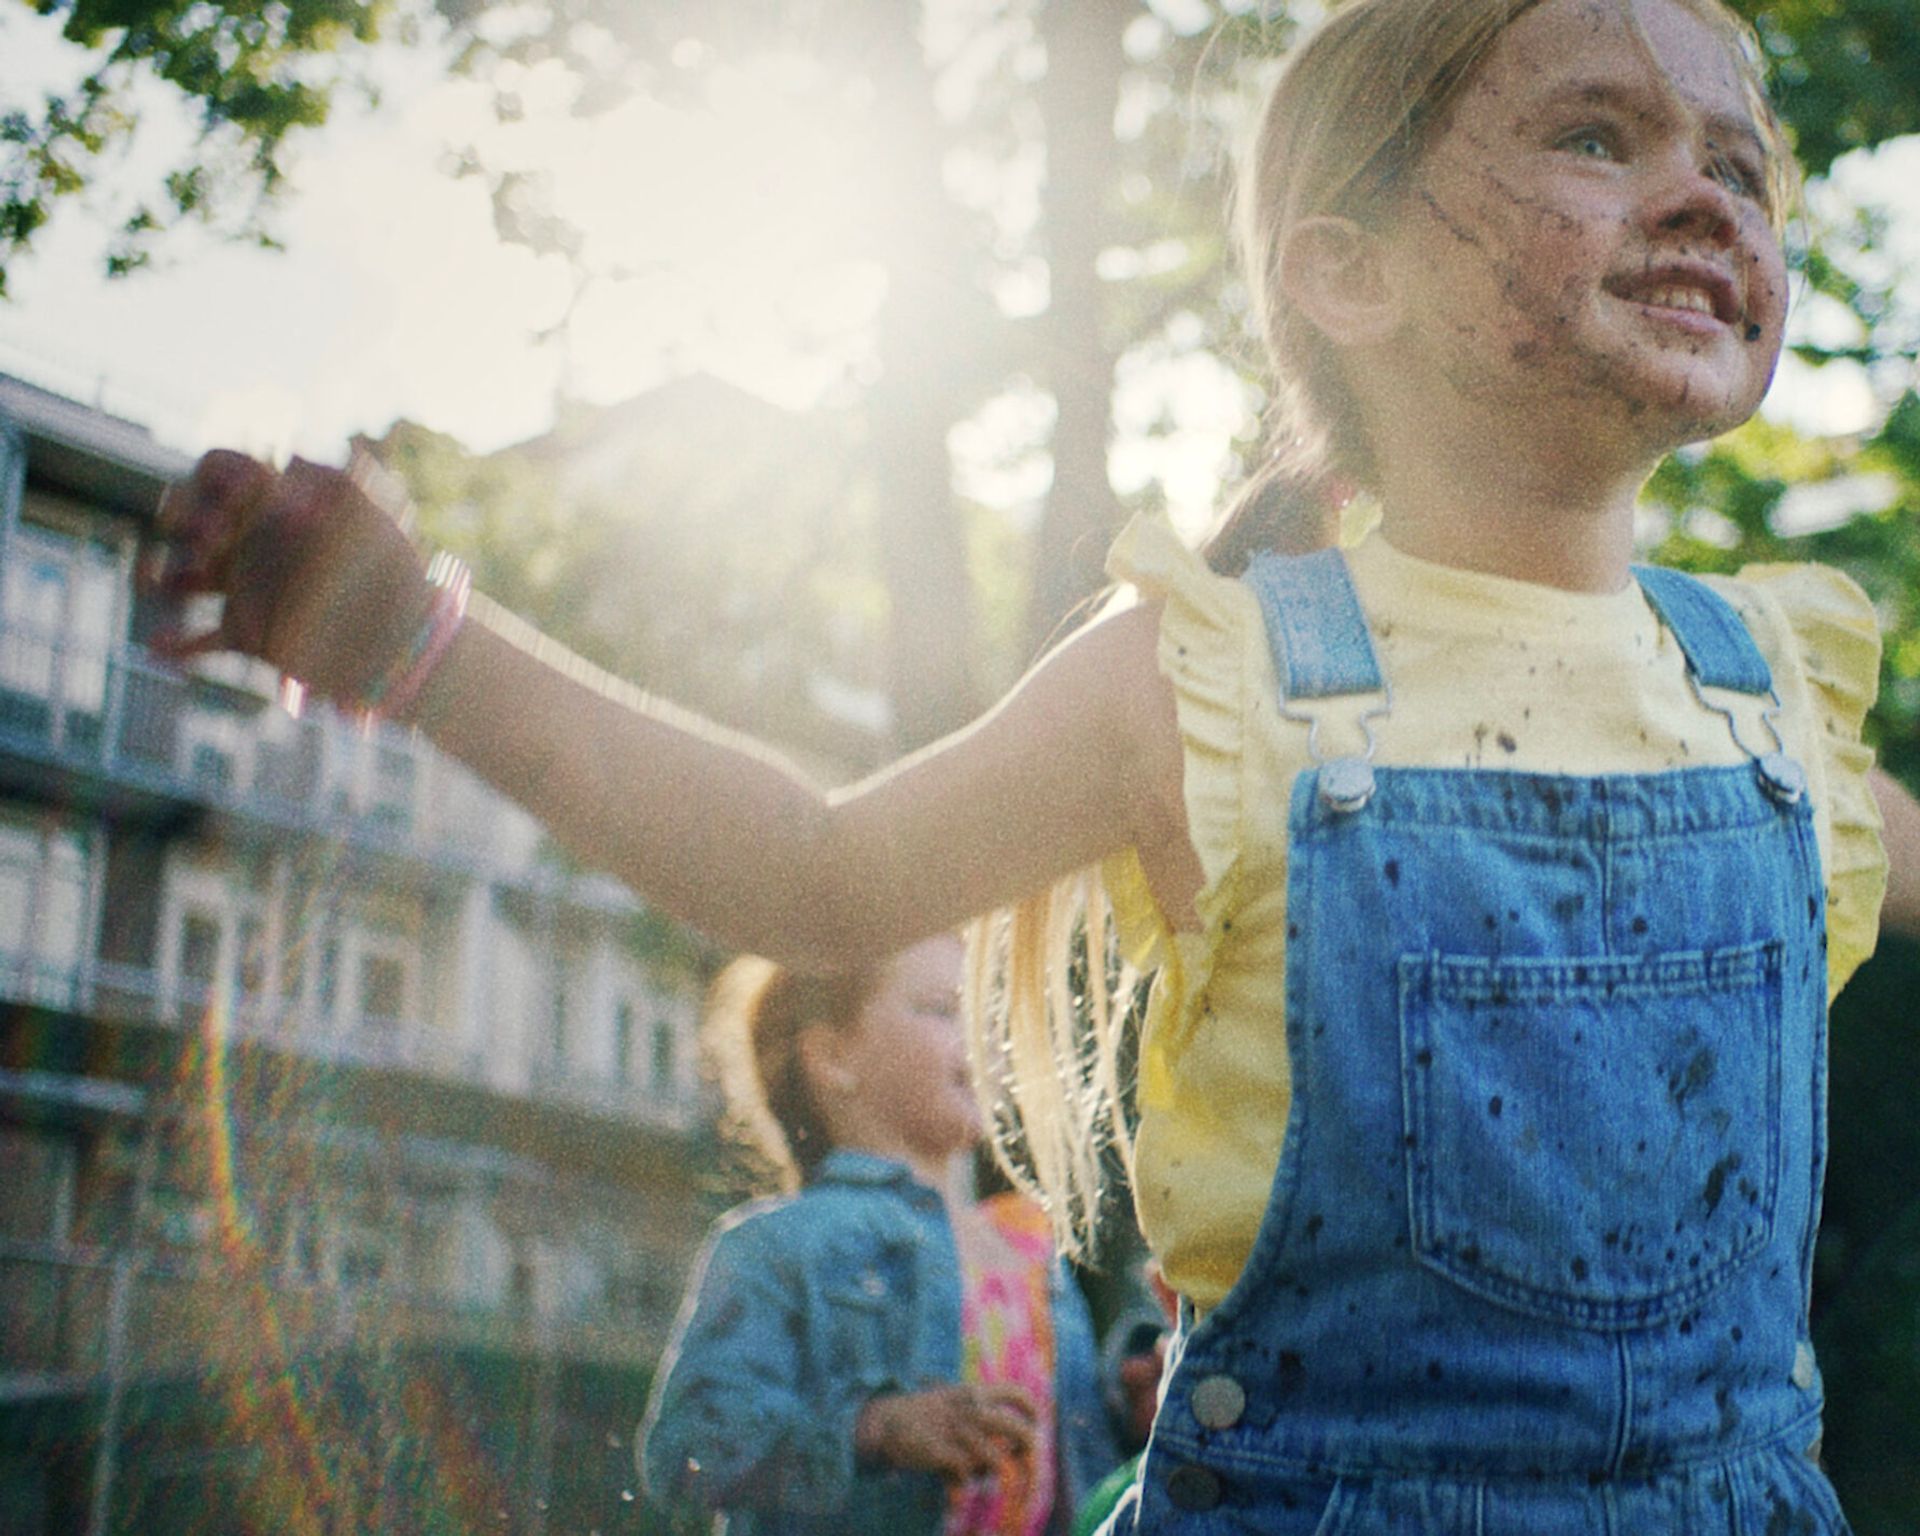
top-left (0, 618), bottom-right (641, 915)
top-left (0, 1234), bottom-right (670, 1404)
top-left (4, 950), bottom-right (695, 1134)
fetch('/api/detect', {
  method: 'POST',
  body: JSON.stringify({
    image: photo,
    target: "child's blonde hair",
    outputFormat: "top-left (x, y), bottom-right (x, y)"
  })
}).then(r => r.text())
top-left (703, 957), bottom-right (885, 1194)
top-left (970, 0), bottom-right (1796, 1257)
top-left (1210, 0), bottom-right (1794, 574)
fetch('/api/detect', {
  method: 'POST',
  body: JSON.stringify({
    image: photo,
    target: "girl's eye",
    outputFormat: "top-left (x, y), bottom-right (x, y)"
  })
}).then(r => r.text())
top-left (1707, 148), bottom-right (1764, 200)
top-left (1558, 127), bottom-right (1619, 162)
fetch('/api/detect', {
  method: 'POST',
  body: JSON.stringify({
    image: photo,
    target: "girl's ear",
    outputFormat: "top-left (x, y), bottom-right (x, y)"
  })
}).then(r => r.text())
top-left (795, 1023), bottom-right (854, 1099)
top-left (1279, 215), bottom-right (1402, 347)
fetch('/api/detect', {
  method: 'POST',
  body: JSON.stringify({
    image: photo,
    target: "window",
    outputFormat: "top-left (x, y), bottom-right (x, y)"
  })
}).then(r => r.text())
top-left (190, 741), bottom-right (235, 789)
top-left (337, 1226), bottom-right (388, 1289)
top-left (0, 552), bottom-right (63, 703)
top-left (178, 908), bottom-right (221, 1017)
top-left (650, 1017), bottom-right (677, 1094)
top-left (38, 831), bottom-right (86, 969)
top-left (0, 1127), bottom-right (76, 1245)
top-left (317, 932), bottom-right (339, 1023)
top-left (613, 1001), bottom-right (635, 1084)
top-left (0, 523), bottom-right (120, 751)
top-left (65, 562), bottom-right (115, 718)
top-left (369, 743), bottom-right (415, 829)
top-left (256, 719), bottom-right (320, 804)
top-left (0, 824), bottom-right (36, 967)
top-left (509, 1248), bottom-right (535, 1316)
top-left (0, 820), bottom-right (89, 1003)
top-left (237, 915), bottom-right (268, 1001)
top-left (283, 1207), bottom-right (323, 1282)
top-left (280, 942), bottom-right (305, 1012)
top-left (360, 953), bottom-right (406, 1029)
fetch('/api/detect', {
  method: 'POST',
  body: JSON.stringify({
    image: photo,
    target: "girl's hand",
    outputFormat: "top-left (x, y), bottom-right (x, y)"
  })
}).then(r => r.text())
top-left (854, 1383), bottom-right (1037, 1481)
top-left (145, 450), bottom-right (430, 703)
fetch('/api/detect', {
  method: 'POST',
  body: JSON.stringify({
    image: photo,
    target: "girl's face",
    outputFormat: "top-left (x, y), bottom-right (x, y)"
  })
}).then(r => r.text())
top-left (1376, 0), bottom-right (1787, 460)
top-left (813, 934), bottom-right (980, 1176)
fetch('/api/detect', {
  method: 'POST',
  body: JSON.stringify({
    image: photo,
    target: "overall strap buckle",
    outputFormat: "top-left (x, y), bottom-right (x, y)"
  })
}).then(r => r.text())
top-left (1631, 565), bottom-right (1804, 804)
top-left (1244, 548), bottom-right (1391, 813)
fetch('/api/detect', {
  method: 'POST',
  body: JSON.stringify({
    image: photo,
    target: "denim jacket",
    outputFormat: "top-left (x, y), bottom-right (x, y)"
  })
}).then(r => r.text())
top-left (639, 1150), bottom-right (1119, 1536)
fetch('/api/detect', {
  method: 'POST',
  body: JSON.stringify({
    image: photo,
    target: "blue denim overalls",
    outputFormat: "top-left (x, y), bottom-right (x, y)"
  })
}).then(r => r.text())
top-left (1114, 553), bottom-right (1847, 1534)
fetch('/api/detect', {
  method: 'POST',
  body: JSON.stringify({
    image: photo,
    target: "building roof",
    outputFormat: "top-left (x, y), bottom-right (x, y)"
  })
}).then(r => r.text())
top-left (0, 371), bottom-right (192, 519)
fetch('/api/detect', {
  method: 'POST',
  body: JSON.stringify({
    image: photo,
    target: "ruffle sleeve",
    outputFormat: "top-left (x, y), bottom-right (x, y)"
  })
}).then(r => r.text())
top-left (1100, 513), bottom-right (1265, 980)
top-left (1736, 561), bottom-right (1888, 998)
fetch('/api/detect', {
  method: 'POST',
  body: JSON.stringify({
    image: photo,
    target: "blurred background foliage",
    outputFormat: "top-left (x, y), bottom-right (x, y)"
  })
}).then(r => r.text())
top-left (6, 0), bottom-right (1918, 1526)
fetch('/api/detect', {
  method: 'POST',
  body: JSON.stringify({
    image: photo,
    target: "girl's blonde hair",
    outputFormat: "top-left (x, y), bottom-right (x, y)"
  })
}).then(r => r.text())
top-left (1209, 0), bottom-right (1794, 575)
top-left (703, 957), bottom-right (883, 1194)
top-left (970, 0), bottom-right (1795, 1257)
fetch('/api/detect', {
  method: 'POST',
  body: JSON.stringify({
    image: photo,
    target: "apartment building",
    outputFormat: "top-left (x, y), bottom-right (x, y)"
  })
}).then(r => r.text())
top-left (0, 374), bottom-right (721, 1535)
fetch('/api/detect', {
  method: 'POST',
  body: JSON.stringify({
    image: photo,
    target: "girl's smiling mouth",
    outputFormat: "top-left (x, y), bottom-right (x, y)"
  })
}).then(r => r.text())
top-left (1602, 262), bottom-right (1740, 329)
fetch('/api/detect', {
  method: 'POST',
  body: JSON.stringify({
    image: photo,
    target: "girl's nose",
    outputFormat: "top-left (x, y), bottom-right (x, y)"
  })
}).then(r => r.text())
top-left (1647, 150), bottom-right (1741, 248)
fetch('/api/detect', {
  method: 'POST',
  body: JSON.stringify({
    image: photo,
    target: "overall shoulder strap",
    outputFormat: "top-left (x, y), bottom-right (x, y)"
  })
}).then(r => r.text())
top-left (1242, 547), bottom-right (1384, 700)
top-left (1630, 565), bottom-right (1774, 695)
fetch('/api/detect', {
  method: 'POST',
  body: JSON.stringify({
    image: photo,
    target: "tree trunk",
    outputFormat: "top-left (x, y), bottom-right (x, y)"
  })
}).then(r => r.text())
top-left (1025, 0), bottom-right (1133, 658)
top-left (862, 7), bottom-right (989, 750)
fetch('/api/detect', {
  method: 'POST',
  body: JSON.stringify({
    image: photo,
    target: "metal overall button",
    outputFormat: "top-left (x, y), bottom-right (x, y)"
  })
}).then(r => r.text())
top-left (1165, 1465), bottom-right (1223, 1513)
top-left (1758, 751), bottom-right (1806, 805)
top-left (1318, 756), bottom-right (1375, 813)
top-left (1682, 668), bottom-right (1804, 806)
top-left (1189, 1373), bottom-right (1246, 1430)
top-left (1277, 676), bottom-right (1391, 817)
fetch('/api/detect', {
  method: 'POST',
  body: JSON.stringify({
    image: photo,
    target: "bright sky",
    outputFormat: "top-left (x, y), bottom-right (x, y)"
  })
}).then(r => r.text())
top-left (2, 6), bottom-right (1916, 539)
top-left (0, 15), bottom-right (902, 453)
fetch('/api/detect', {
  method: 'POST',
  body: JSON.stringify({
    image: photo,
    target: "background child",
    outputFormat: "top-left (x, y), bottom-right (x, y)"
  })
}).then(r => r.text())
top-left (148, 0), bottom-right (1920, 1527)
top-left (638, 934), bottom-right (1123, 1536)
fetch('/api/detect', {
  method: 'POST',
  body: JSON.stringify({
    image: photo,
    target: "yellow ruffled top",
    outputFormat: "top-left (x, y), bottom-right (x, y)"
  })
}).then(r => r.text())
top-left (1102, 511), bottom-right (1889, 1315)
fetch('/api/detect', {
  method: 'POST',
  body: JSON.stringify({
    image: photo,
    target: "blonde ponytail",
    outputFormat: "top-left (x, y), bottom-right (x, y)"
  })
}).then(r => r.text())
top-left (965, 867), bottom-right (1134, 1258)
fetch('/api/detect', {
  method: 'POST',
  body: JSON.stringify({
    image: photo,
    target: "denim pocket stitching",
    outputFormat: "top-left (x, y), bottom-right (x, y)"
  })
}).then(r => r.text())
top-left (1399, 939), bottom-right (1783, 1330)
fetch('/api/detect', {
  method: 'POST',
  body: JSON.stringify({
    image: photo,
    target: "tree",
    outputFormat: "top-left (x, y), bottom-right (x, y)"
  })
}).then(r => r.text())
top-left (15, 0), bottom-right (1919, 685)
top-left (2, 0), bottom-right (398, 290)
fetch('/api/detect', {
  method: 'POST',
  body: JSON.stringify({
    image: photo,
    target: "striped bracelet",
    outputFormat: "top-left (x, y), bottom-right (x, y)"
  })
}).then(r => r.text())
top-left (357, 552), bottom-right (473, 724)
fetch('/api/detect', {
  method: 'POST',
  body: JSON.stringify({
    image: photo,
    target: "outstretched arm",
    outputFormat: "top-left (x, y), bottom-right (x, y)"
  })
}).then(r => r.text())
top-left (150, 451), bottom-right (1193, 970)
top-left (1870, 767), bottom-right (1920, 941)
top-left (415, 583), bottom-right (1183, 964)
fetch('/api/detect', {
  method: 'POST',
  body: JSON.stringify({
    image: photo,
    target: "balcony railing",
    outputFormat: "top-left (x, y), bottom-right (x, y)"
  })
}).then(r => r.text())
top-left (0, 949), bottom-right (87, 1013)
top-left (0, 1235), bottom-right (668, 1391)
top-left (529, 1055), bottom-right (697, 1131)
top-left (0, 617), bottom-right (549, 880)
top-left (15, 951), bottom-right (688, 1130)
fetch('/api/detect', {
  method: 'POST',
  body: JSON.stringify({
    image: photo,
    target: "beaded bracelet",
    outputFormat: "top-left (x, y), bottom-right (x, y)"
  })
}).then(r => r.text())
top-left (277, 552), bottom-right (471, 725)
top-left (358, 552), bottom-right (473, 724)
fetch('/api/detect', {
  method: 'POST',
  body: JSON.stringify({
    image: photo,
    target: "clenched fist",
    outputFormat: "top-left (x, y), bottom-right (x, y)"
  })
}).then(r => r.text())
top-left (146, 450), bottom-right (431, 705)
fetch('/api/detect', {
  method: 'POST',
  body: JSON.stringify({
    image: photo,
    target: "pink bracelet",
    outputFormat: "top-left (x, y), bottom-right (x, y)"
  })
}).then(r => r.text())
top-left (356, 552), bottom-right (472, 725)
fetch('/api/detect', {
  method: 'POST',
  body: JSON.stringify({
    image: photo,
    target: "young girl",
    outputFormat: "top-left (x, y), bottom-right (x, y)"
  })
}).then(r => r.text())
top-left (637, 934), bottom-right (1122, 1535)
top-left (150, 0), bottom-right (1920, 1527)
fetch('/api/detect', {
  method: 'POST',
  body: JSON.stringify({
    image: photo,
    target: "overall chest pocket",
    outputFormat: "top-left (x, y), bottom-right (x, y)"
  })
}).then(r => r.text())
top-left (1397, 940), bottom-right (1782, 1330)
